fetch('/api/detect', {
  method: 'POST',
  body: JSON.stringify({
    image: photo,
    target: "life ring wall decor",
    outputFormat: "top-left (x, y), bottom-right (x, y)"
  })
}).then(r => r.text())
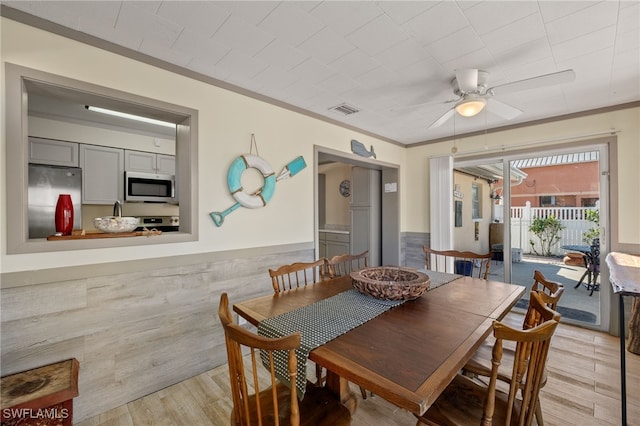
top-left (228, 154), bottom-right (276, 209)
top-left (210, 155), bottom-right (306, 227)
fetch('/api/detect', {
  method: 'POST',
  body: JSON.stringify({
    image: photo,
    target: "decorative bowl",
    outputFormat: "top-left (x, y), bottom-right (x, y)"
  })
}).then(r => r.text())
top-left (93, 216), bottom-right (139, 233)
top-left (350, 267), bottom-right (430, 301)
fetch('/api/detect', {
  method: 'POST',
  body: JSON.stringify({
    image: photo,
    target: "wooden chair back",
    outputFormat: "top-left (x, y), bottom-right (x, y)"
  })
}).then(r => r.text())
top-left (422, 246), bottom-right (492, 279)
top-left (218, 293), bottom-right (351, 425)
top-left (461, 278), bottom-right (563, 426)
top-left (269, 258), bottom-right (329, 294)
top-left (218, 293), bottom-right (301, 425)
top-left (532, 270), bottom-right (564, 306)
top-left (327, 251), bottom-right (369, 278)
top-left (419, 291), bottom-right (560, 426)
top-left (483, 291), bottom-right (561, 425)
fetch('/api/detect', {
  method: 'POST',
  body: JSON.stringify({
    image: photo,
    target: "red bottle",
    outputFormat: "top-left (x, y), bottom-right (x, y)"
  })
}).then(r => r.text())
top-left (55, 194), bottom-right (74, 235)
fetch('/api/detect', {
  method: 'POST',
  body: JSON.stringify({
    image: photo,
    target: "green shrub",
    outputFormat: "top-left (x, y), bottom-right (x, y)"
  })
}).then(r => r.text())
top-left (582, 209), bottom-right (600, 244)
top-left (529, 216), bottom-right (565, 256)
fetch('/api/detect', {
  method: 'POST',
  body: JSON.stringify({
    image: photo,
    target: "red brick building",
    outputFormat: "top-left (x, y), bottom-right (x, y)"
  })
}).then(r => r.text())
top-left (495, 152), bottom-right (600, 208)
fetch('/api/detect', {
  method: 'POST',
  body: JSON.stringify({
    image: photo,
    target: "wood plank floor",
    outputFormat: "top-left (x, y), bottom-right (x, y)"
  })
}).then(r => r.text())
top-left (77, 313), bottom-right (640, 426)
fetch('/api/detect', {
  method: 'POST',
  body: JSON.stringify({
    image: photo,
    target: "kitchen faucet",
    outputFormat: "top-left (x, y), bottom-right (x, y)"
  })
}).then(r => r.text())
top-left (113, 200), bottom-right (122, 217)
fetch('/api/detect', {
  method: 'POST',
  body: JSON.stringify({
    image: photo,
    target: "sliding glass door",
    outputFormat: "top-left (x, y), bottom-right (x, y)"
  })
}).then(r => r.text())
top-left (450, 143), bottom-right (610, 331)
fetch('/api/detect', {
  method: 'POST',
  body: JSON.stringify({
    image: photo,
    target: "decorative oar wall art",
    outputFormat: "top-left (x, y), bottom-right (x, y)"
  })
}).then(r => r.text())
top-left (210, 135), bottom-right (306, 227)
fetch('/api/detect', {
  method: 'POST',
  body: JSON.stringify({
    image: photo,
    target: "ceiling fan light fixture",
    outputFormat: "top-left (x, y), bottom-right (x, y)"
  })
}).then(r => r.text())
top-left (454, 95), bottom-right (486, 117)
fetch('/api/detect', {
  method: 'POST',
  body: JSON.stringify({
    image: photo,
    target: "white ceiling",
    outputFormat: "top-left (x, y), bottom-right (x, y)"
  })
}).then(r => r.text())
top-left (3, 1), bottom-right (639, 146)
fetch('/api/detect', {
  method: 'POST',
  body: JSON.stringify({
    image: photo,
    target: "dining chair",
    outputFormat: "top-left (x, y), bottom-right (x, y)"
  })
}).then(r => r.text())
top-left (422, 246), bottom-right (492, 279)
top-left (416, 291), bottom-right (560, 426)
top-left (531, 269), bottom-right (564, 308)
top-left (287, 252), bottom-right (371, 399)
top-left (269, 258), bottom-right (330, 295)
top-left (269, 258), bottom-right (331, 386)
top-left (218, 293), bottom-right (351, 426)
top-left (462, 273), bottom-right (564, 426)
top-left (327, 251), bottom-right (369, 278)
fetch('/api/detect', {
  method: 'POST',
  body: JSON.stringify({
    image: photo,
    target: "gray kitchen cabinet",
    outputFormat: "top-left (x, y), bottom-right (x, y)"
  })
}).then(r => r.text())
top-left (350, 166), bottom-right (373, 207)
top-left (80, 144), bottom-right (124, 204)
top-left (125, 150), bottom-right (175, 175)
top-left (350, 167), bottom-right (381, 266)
top-left (29, 137), bottom-right (79, 167)
top-left (319, 231), bottom-right (350, 259)
top-left (156, 154), bottom-right (175, 175)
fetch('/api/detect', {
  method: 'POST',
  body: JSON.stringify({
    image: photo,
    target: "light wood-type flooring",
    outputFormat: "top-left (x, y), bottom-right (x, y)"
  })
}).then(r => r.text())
top-left (77, 312), bottom-right (640, 426)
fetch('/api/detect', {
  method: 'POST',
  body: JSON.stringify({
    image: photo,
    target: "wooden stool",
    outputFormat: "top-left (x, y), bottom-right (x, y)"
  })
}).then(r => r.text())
top-left (1, 358), bottom-right (79, 426)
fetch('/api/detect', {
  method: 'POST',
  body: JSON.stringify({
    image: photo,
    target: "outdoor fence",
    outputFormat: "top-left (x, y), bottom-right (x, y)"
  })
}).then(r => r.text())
top-left (509, 204), bottom-right (597, 256)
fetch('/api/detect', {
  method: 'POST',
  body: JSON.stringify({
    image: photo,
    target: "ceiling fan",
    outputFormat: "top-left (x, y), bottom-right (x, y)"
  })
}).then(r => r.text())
top-left (424, 68), bottom-right (576, 129)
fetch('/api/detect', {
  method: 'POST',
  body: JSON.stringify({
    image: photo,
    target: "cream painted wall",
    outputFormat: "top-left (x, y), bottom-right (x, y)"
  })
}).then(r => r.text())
top-left (2, 18), bottom-right (638, 274)
top-left (453, 172), bottom-right (492, 252)
top-left (406, 107), bottom-right (640, 250)
top-left (0, 19), bottom-right (406, 273)
top-left (318, 163), bottom-right (351, 227)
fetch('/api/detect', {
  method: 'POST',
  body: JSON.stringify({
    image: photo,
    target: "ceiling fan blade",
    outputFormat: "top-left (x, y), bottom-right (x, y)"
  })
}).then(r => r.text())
top-left (489, 69), bottom-right (576, 95)
top-left (428, 108), bottom-right (455, 129)
top-left (455, 69), bottom-right (478, 93)
top-left (391, 97), bottom-right (459, 112)
top-left (486, 98), bottom-right (523, 120)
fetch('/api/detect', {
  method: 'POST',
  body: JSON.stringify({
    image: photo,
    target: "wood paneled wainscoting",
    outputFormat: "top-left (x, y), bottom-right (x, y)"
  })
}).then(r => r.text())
top-left (402, 231), bottom-right (429, 270)
top-left (75, 311), bottom-right (639, 425)
top-left (0, 243), bottom-right (315, 423)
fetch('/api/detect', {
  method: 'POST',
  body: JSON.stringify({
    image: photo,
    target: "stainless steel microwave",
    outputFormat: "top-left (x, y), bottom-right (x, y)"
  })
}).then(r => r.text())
top-left (125, 171), bottom-right (175, 202)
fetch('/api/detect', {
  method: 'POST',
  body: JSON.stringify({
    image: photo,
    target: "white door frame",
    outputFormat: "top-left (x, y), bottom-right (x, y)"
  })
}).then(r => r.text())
top-left (432, 139), bottom-right (612, 332)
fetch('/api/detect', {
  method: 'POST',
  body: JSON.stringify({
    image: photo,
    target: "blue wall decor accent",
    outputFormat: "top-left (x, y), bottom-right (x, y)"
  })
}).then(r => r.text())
top-left (210, 155), bottom-right (306, 227)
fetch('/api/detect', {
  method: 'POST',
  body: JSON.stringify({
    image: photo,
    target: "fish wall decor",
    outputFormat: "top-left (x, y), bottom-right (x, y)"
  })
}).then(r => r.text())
top-left (351, 139), bottom-right (376, 159)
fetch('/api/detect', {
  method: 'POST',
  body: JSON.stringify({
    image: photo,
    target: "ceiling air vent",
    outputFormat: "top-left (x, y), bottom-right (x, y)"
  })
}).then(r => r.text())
top-left (329, 103), bottom-right (359, 115)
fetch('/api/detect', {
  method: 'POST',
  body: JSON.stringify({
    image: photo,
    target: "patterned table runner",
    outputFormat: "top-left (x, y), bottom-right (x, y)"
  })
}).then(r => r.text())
top-left (258, 270), bottom-right (461, 398)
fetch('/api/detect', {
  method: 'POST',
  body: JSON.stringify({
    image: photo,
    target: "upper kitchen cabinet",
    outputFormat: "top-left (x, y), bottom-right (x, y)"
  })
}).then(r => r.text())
top-left (156, 154), bottom-right (175, 175)
top-left (125, 150), bottom-right (175, 175)
top-left (29, 137), bottom-right (79, 167)
top-left (350, 166), bottom-right (381, 266)
top-left (80, 144), bottom-right (124, 204)
top-left (350, 166), bottom-right (377, 207)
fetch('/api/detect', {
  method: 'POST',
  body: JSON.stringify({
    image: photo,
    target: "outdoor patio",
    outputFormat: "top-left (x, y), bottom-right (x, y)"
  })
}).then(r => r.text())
top-left (487, 254), bottom-right (600, 325)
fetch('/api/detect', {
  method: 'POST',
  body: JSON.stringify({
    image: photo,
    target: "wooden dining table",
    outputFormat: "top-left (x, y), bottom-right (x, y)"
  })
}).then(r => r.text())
top-left (233, 273), bottom-right (525, 417)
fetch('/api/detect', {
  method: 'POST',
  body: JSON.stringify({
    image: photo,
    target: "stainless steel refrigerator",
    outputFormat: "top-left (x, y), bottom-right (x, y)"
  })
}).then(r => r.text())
top-left (28, 163), bottom-right (82, 238)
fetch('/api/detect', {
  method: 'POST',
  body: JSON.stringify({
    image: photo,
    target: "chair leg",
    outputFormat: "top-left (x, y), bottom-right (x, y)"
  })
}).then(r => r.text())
top-left (359, 385), bottom-right (368, 400)
top-left (315, 364), bottom-right (324, 386)
top-left (535, 396), bottom-right (544, 426)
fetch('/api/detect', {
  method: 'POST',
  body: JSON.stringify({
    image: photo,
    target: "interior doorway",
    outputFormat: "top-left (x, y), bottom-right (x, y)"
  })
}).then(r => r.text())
top-left (315, 146), bottom-right (400, 267)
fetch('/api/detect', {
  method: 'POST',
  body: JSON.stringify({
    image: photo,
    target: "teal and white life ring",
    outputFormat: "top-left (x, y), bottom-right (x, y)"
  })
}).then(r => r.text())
top-left (227, 154), bottom-right (276, 209)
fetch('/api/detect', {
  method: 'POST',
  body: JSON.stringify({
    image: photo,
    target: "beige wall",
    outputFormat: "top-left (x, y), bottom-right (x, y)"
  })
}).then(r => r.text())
top-left (0, 18), bottom-right (406, 273)
top-left (453, 172), bottom-right (492, 252)
top-left (318, 163), bottom-right (351, 227)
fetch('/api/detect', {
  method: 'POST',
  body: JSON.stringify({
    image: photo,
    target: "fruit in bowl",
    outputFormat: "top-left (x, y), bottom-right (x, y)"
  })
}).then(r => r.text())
top-left (93, 216), bottom-right (139, 233)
